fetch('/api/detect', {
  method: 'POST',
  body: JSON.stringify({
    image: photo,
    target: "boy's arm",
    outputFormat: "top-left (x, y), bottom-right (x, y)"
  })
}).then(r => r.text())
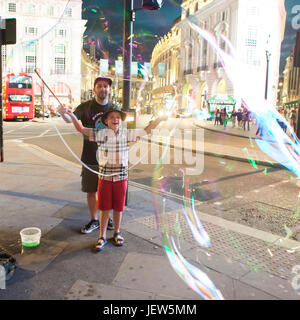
top-left (65, 109), bottom-right (91, 137)
top-left (143, 116), bottom-right (168, 135)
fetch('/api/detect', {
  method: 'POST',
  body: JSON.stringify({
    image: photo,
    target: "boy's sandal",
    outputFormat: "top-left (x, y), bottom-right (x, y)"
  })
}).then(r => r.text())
top-left (113, 232), bottom-right (124, 247)
top-left (95, 237), bottom-right (107, 252)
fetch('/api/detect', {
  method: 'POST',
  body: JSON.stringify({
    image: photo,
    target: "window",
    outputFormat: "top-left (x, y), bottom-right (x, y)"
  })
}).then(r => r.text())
top-left (2, 46), bottom-right (6, 71)
top-left (222, 11), bottom-right (227, 21)
top-left (25, 56), bottom-right (36, 73)
top-left (245, 27), bottom-right (257, 47)
top-left (55, 58), bottom-right (65, 74)
top-left (56, 29), bottom-right (66, 37)
top-left (25, 27), bottom-right (38, 36)
top-left (247, 6), bottom-right (259, 17)
top-left (187, 43), bottom-right (192, 72)
top-left (55, 44), bottom-right (65, 55)
top-left (25, 42), bottom-right (36, 54)
top-left (8, 3), bottom-right (16, 12)
top-left (48, 6), bottom-right (54, 16)
top-left (202, 40), bottom-right (208, 67)
top-left (27, 4), bottom-right (36, 15)
top-left (245, 27), bottom-right (259, 65)
top-left (65, 8), bottom-right (72, 17)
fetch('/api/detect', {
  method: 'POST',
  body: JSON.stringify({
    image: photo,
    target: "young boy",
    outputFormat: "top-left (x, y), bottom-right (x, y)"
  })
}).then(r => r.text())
top-left (65, 106), bottom-right (167, 251)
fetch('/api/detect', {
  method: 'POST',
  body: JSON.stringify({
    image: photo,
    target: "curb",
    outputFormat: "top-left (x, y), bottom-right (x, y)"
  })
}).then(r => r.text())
top-left (140, 136), bottom-right (285, 170)
top-left (193, 121), bottom-right (258, 140)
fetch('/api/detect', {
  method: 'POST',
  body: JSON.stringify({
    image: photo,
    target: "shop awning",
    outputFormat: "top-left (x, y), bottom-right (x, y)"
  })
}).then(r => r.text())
top-left (207, 94), bottom-right (236, 105)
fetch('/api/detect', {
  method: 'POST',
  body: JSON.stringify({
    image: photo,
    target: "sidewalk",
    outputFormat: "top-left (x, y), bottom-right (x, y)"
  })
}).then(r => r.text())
top-left (194, 118), bottom-right (259, 139)
top-left (0, 139), bottom-right (299, 300)
top-left (137, 115), bottom-right (280, 168)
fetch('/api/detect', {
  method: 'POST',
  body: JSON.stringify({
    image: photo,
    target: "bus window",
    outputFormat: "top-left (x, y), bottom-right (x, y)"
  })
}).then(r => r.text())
top-left (8, 75), bottom-right (32, 89)
top-left (8, 94), bottom-right (32, 102)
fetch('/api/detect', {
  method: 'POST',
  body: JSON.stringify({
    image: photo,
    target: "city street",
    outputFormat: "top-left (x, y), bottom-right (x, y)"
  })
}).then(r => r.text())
top-left (0, 0), bottom-right (299, 306)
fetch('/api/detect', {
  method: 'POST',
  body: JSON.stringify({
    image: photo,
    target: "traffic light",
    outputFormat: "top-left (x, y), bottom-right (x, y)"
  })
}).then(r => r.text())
top-left (1, 19), bottom-right (16, 45)
top-left (142, 0), bottom-right (163, 10)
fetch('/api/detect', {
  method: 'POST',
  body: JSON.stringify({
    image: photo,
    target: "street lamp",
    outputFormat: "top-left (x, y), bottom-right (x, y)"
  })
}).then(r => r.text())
top-left (265, 34), bottom-right (271, 100)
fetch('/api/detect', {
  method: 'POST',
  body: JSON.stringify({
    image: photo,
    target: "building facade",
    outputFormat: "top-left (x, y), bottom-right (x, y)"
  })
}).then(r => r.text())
top-left (151, 18), bottom-right (181, 114)
top-left (0, 0), bottom-right (86, 108)
top-left (152, 0), bottom-right (286, 114)
top-left (81, 49), bottom-right (99, 103)
top-left (281, 54), bottom-right (300, 110)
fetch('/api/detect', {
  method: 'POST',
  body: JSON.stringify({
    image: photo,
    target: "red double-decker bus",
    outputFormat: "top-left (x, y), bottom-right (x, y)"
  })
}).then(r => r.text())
top-left (2, 73), bottom-right (34, 120)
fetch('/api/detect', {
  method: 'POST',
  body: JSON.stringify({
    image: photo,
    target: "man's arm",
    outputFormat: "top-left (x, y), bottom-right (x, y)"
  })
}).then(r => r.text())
top-left (65, 110), bottom-right (91, 137)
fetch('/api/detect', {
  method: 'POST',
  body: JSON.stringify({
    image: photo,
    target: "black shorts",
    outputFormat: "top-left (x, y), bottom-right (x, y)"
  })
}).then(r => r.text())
top-left (81, 165), bottom-right (99, 193)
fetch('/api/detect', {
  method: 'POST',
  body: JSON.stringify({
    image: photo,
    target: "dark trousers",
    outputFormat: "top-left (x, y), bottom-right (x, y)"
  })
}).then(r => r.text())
top-left (244, 120), bottom-right (250, 131)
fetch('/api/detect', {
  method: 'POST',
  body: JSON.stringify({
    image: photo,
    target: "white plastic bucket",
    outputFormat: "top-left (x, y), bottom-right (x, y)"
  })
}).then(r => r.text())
top-left (20, 227), bottom-right (41, 247)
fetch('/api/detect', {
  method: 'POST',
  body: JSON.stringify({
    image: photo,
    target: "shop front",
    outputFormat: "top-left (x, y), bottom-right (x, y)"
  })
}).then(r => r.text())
top-left (284, 100), bottom-right (299, 110)
top-left (207, 94), bottom-right (236, 117)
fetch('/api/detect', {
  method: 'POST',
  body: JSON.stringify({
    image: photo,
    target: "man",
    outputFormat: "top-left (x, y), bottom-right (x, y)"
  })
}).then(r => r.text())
top-left (59, 77), bottom-right (114, 233)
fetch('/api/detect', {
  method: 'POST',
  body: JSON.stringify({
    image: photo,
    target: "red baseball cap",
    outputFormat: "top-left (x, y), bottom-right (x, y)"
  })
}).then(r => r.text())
top-left (94, 77), bottom-right (112, 87)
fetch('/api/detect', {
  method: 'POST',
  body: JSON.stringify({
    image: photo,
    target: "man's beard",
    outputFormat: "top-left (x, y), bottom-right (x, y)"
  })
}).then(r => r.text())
top-left (96, 93), bottom-right (107, 101)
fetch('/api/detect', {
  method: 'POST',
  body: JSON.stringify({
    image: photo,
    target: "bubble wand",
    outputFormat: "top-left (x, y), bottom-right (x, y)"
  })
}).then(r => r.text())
top-left (34, 69), bottom-right (64, 112)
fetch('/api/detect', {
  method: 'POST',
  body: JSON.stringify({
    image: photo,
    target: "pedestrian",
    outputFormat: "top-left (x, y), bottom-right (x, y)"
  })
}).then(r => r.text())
top-left (214, 108), bottom-right (220, 125)
top-left (290, 109), bottom-right (296, 132)
top-left (65, 106), bottom-right (167, 251)
top-left (283, 108), bottom-right (288, 121)
top-left (255, 115), bottom-right (263, 137)
top-left (231, 108), bottom-right (237, 128)
top-left (223, 108), bottom-right (228, 128)
top-left (219, 108), bottom-right (224, 125)
top-left (58, 77), bottom-right (115, 234)
top-left (243, 109), bottom-right (250, 131)
top-left (237, 108), bottom-right (243, 128)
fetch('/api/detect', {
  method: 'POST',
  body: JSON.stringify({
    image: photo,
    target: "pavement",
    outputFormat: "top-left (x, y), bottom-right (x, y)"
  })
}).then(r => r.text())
top-left (138, 115), bottom-right (280, 169)
top-left (0, 117), bottom-right (300, 301)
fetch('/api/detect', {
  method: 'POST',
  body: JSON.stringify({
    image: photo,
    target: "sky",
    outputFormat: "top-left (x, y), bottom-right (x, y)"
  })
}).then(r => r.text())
top-left (82, 0), bottom-right (299, 75)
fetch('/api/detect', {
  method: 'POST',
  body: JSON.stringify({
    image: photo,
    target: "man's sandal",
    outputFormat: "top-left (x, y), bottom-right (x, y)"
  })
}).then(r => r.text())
top-left (113, 232), bottom-right (124, 247)
top-left (95, 237), bottom-right (107, 252)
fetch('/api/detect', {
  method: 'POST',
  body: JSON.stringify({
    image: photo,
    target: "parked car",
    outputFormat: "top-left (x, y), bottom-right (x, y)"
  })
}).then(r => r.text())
top-left (35, 106), bottom-right (50, 118)
top-left (176, 109), bottom-right (192, 118)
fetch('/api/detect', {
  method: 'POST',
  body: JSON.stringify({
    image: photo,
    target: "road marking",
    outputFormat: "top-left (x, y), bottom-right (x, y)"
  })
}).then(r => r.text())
top-left (8, 132), bottom-right (79, 141)
top-left (38, 129), bottom-right (51, 137)
top-left (5, 129), bottom-right (16, 134)
top-left (4, 123), bottom-right (31, 134)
